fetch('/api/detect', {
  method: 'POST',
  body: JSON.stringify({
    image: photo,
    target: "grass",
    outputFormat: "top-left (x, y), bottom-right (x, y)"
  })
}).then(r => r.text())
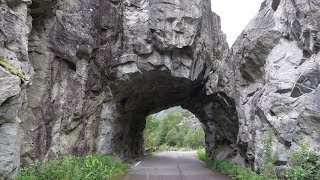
top-left (16, 153), bottom-right (129, 180)
top-left (284, 142), bottom-right (320, 180)
top-left (0, 56), bottom-right (26, 82)
top-left (196, 149), bottom-right (269, 180)
top-left (197, 142), bottom-right (320, 180)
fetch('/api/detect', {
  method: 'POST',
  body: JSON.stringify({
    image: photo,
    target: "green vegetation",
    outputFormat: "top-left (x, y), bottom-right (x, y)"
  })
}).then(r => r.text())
top-left (260, 129), bottom-right (319, 180)
top-left (16, 154), bottom-right (129, 180)
top-left (144, 108), bottom-right (205, 151)
top-left (0, 56), bottom-right (26, 82)
top-left (197, 149), bottom-right (267, 180)
top-left (197, 128), bottom-right (320, 180)
top-left (284, 142), bottom-right (320, 180)
top-left (261, 129), bottom-right (277, 178)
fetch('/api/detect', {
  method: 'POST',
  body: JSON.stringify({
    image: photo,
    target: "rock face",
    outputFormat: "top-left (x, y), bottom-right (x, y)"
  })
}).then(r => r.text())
top-left (0, 0), bottom-right (319, 178)
top-left (1, 0), bottom-right (235, 178)
top-left (0, 0), bottom-right (32, 177)
top-left (221, 0), bottom-right (320, 170)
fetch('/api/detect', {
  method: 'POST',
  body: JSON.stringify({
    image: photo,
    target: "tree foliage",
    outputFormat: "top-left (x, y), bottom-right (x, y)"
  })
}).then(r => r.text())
top-left (144, 109), bottom-right (205, 150)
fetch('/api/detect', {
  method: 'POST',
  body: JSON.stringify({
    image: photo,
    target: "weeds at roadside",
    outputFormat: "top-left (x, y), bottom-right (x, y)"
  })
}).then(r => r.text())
top-left (196, 131), bottom-right (320, 180)
top-left (196, 149), bottom-right (268, 180)
top-left (16, 153), bottom-right (129, 180)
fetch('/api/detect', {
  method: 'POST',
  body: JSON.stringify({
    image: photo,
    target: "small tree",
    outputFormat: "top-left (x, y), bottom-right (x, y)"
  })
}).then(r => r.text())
top-left (165, 128), bottom-right (178, 147)
top-left (261, 128), bottom-right (277, 178)
top-left (193, 127), bottom-right (205, 149)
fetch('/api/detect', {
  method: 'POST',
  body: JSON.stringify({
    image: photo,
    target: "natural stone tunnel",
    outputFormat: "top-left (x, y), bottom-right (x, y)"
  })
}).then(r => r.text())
top-left (1, 0), bottom-right (320, 178)
top-left (15, 0), bottom-right (238, 165)
top-left (91, 0), bottom-right (239, 159)
top-left (96, 69), bottom-right (240, 159)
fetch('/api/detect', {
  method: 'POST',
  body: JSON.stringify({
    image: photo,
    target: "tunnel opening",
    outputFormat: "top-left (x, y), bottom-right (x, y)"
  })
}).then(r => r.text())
top-left (144, 106), bottom-right (205, 153)
top-left (97, 67), bottom-right (241, 161)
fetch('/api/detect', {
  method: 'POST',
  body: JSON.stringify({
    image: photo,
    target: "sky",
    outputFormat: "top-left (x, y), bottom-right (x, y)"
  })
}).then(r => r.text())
top-left (211, 0), bottom-right (264, 45)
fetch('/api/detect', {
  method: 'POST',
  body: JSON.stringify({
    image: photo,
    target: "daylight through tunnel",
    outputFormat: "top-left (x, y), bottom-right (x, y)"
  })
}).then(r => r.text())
top-left (96, 69), bottom-right (240, 160)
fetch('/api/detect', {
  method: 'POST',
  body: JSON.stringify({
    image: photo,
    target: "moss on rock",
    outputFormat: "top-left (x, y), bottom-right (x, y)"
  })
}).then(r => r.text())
top-left (0, 56), bottom-right (26, 82)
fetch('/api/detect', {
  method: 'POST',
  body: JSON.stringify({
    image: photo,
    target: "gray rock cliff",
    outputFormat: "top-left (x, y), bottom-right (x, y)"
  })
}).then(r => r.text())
top-left (221, 0), bottom-right (320, 170)
top-left (0, 0), bottom-right (319, 178)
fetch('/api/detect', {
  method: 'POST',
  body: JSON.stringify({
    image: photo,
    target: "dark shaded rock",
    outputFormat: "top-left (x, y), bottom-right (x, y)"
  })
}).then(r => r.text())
top-left (291, 20), bottom-right (302, 40)
top-left (272, 0), bottom-right (280, 11)
top-left (291, 69), bottom-right (320, 97)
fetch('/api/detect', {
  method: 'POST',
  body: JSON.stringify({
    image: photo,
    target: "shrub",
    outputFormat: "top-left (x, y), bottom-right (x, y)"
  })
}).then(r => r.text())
top-left (284, 142), bottom-right (320, 180)
top-left (165, 128), bottom-right (179, 147)
top-left (16, 154), bottom-right (129, 180)
top-left (144, 116), bottom-right (159, 148)
top-left (196, 128), bottom-right (320, 180)
top-left (261, 129), bottom-right (320, 180)
top-left (196, 149), bottom-right (267, 180)
top-left (183, 128), bottom-right (205, 149)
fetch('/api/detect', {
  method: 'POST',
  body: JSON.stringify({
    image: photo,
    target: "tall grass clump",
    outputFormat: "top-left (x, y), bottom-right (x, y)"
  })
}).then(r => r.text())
top-left (284, 142), bottom-right (320, 180)
top-left (16, 153), bottom-right (129, 180)
top-left (197, 128), bottom-right (320, 180)
top-left (196, 149), bottom-right (267, 180)
top-left (261, 129), bottom-right (277, 178)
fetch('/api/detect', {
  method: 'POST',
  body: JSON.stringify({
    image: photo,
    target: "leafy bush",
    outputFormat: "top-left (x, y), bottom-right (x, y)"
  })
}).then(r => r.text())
top-left (197, 129), bottom-right (320, 180)
top-left (284, 142), bottom-right (320, 180)
top-left (165, 128), bottom-right (179, 147)
top-left (16, 154), bottom-right (129, 180)
top-left (261, 129), bottom-right (320, 180)
top-left (144, 116), bottom-right (160, 148)
top-left (197, 149), bottom-right (267, 180)
top-left (183, 127), bottom-right (205, 149)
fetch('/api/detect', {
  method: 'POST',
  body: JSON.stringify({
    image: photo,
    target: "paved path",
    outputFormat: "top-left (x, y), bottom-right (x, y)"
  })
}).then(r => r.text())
top-left (124, 151), bottom-right (231, 180)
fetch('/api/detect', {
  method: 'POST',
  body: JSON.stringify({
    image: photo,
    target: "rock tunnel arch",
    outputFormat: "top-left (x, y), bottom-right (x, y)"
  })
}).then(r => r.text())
top-left (88, 0), bottom-right (241, 161)
top-left (97, 67), bottom-right (240, 160)
top-left (24, 0), bottom-right (241, 162)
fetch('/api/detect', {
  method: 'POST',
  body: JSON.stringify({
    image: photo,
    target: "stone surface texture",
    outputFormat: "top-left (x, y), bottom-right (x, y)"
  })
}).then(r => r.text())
top-left (0, 0), bottom-right (319, 178)
top-left (0, 0), bottom-right (32, 177)
top-left (221, 0), bottom-right (320, 170)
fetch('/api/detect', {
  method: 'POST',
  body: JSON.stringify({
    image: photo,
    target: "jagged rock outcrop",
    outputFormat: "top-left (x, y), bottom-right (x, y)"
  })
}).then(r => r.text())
top-left (0, 0), bottom-right (32, 177)
top-left (0, 0), bottom-right (319, 179)
top-left (221, 0), bottom-right (320, 171)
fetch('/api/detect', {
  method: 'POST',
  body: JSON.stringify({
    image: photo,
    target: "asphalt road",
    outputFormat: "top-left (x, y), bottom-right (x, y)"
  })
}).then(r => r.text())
top-left (123, 151), bottom-right (231, 180)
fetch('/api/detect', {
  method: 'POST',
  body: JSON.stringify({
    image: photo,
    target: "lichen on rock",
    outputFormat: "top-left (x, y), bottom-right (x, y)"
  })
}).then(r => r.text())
top-left (0, 56), bottom-right (26, 82)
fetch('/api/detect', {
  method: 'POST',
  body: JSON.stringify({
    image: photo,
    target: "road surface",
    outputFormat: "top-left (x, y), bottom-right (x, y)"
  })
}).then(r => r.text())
top-left (123, 151), bottom-right (231, 180)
